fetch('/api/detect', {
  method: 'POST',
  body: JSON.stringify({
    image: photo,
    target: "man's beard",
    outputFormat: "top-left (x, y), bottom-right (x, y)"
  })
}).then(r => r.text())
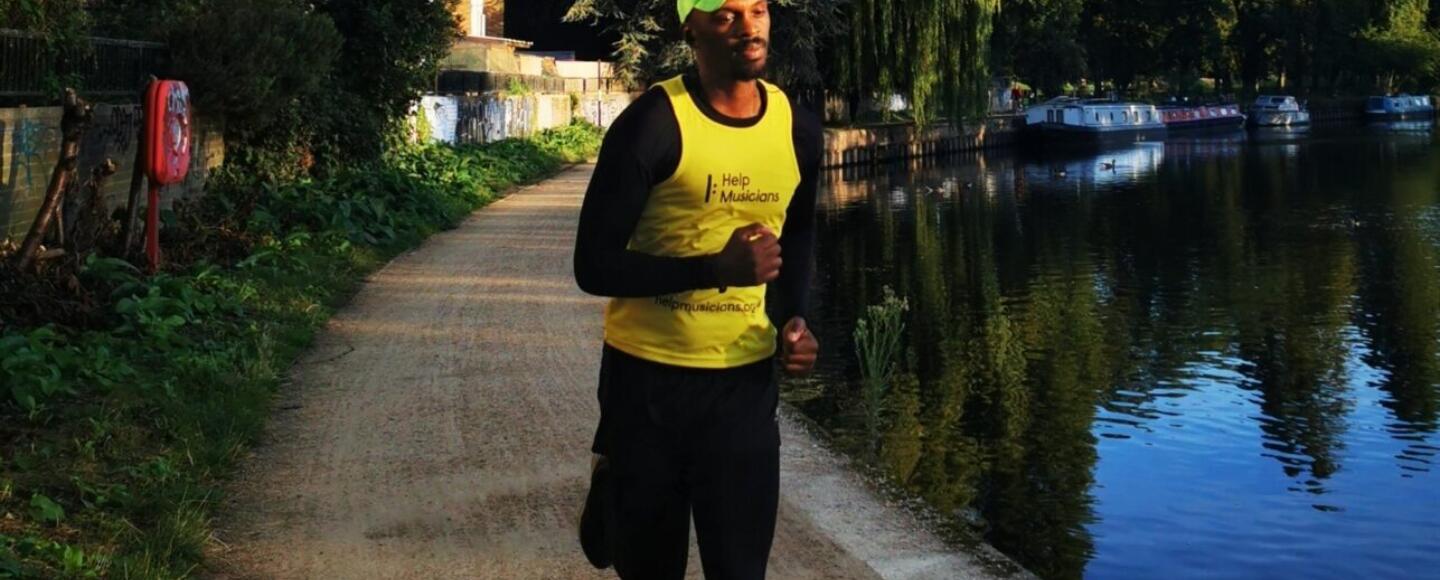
top-left (729, 39), bottom-right (768, 80)
top-left (732, 58), bottom-right (767, 80)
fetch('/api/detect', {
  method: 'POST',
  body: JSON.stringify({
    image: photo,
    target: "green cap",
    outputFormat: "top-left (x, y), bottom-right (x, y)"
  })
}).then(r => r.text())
top-left (677, 0), bottom-right (726, 24)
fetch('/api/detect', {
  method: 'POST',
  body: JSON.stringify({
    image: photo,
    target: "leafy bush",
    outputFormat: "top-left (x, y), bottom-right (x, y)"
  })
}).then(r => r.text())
top-left (167, 0), bottom-right (343, 136)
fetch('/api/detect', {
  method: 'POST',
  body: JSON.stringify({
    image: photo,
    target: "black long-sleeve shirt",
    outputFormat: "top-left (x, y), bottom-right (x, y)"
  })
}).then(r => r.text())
top-left (573, 74), bottom-right (822, 325)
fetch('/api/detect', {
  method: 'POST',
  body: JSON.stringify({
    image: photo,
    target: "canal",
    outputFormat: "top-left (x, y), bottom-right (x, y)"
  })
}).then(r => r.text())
top-left (794, 122), bottom-right (1440, 579)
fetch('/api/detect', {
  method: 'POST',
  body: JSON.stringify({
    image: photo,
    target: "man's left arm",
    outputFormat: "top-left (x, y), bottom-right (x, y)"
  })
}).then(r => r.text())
top-left (777, 106), bottom-right (822, 375)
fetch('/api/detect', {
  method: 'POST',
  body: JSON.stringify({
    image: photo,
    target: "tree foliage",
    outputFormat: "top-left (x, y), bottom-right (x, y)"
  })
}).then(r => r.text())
top-left (987, 0), bottom-right (1440, 98)
top-left (167, 0), bottom-right (342, 136)
top-left (1357, 0), bottom-right (1440, 92)
top-left (1, 0), bottom-right (90, 38)
top-left (839, 0), bottom-right (1000, 123)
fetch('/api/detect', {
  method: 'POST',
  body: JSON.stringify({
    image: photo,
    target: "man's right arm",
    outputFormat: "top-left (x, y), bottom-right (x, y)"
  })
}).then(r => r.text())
top-left (573, 89), bottom-right (721, 297)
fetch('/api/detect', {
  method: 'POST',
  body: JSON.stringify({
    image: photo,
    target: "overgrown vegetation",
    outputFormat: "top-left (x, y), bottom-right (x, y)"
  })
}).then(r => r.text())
top-left (0, 123), bottom-right (602, 578)
top-left (0, 2), bottom-right (605, 576)
top-left (853, 286), bottom-right (911, 450)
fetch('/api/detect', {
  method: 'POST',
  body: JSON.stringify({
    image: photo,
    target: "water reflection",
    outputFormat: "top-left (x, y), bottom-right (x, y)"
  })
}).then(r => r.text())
top-left (1366, 119), bottom-right (1436, 135)
top-left (799, 129), bottom-right (1440, 579)
top-left (1250, 125), bottom-right (1312, 144)
top-left (1021, 143), bottom-right (1165, 189)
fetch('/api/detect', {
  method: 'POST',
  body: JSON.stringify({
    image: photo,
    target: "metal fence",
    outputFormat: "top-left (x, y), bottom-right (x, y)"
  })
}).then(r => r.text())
top-left (1, 29), bottom-right (169, 100)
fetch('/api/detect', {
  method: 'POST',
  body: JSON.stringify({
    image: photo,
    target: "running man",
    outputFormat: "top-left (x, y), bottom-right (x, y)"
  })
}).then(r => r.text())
top-left (572, 0), bottom-right (821, 577)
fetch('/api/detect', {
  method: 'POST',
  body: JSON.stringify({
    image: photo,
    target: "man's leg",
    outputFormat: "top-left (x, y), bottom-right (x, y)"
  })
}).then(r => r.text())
top-left (605, 348), bottom-right (692, 580)
top-left (690, 361), bottom-right (780, 580)
top-left (582, 350), bottom-right (615, 569)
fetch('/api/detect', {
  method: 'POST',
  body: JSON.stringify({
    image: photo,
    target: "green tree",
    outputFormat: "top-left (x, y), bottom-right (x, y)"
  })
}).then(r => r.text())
top-left (991, 0), bottom-right (1088, 96)
top-left (1080, 0), bottom-right (1170, 93)
top-left (1357, 0), bottom-right (1440, 92)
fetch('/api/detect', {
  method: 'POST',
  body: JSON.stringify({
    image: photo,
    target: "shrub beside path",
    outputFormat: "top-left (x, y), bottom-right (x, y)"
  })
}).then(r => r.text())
top-left (210, 165), bottom-right (1026, 579)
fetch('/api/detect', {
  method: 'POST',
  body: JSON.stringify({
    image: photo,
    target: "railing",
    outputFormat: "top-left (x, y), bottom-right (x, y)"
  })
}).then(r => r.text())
top-left (436, 70), bottom-right (629, 95)
top-left (1, 29), bottom-right (169, 100)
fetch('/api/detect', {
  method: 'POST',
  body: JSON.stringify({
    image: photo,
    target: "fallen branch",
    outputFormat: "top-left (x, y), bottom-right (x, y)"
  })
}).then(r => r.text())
top-left (12, 89), bottom-right (94, 272)
top-left (67, 159), bottom-right (120, 256)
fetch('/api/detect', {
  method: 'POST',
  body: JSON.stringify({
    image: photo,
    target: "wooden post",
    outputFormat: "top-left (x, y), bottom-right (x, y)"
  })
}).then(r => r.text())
top-left (13, 89), bottom-right (93, 272)
top-left (121, 76), bottom-right (156, 258)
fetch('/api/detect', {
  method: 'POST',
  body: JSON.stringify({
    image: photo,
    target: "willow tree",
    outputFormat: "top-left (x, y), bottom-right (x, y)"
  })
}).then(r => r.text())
top-left (840, 0), bottom-right (999, 124)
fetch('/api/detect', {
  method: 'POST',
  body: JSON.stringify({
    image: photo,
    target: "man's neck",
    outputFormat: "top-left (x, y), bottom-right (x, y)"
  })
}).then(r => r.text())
top-left (696, 68), bottom-right (761, 119)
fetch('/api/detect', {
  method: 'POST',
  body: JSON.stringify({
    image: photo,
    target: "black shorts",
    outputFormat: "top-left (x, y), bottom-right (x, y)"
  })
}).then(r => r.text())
top-left (591, 345), bottom-right (780, 580)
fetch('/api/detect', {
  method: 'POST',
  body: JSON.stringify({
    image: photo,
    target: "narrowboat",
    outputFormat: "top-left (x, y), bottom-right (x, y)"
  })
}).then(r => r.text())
top-left (1024, 97), bottom-right (1167, 143)
top-left (1365, 95), bottom-right (1435, 120)
top-left (1159, 104), bottom-right (1246, 131)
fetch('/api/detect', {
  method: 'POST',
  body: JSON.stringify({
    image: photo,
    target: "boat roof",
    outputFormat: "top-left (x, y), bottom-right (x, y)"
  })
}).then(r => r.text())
top-left (1036, 97), bottom-right (1155, 108)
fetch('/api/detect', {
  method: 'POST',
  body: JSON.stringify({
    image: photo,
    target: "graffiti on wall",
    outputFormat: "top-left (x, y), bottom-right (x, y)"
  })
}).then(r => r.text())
top-left (414, 92), bottom-right (633, 146)
top-left (576, 93), bottom-right (630, 129)
top-left (93, 104), bottom-right (143, 151)
top-left (12, 117), bottom-right (52, 193)
top-left (417, 96), bottom-right (460, 144)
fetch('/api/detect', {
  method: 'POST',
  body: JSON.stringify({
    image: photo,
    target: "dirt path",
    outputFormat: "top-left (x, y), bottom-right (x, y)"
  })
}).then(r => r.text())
top-left (211, 165), bottom-right (1021, 579)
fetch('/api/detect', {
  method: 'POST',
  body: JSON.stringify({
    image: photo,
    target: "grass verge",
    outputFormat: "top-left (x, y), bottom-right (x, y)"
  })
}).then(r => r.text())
top-left (0, 123), bottom-right (602, 578)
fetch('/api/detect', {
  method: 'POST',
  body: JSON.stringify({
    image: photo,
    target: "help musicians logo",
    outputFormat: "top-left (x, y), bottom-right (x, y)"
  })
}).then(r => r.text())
top-left (705, 173), bottom-right (781, 204)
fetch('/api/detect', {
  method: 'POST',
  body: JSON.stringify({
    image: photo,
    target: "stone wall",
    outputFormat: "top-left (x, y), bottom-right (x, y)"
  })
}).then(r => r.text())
top-left (0, 104), bottom-right (224, 242)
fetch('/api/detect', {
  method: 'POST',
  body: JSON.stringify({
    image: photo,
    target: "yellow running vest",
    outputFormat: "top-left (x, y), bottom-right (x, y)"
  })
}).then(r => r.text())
top-left (603, 76), bottom-right (801, 369)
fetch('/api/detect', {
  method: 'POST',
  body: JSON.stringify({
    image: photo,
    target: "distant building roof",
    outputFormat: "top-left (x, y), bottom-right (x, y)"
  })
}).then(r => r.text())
top-left (456, 35), bottom-right (532, 49)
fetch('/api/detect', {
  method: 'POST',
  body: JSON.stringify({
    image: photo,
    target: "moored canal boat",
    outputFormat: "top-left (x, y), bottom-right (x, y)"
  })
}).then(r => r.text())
top-left (1024, 97), bottom-right (1167, 143)
top-left (1159, 104), bottom-right (1246, 131)
top-left (1248, 95), bottom-right (1311, 127)
top-left (1365, 94), bottom-right (1436, 120)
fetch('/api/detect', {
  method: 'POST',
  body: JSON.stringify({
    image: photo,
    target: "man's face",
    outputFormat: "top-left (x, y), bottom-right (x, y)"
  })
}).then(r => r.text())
top-left (686, 0), bottom-right (770, 81)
